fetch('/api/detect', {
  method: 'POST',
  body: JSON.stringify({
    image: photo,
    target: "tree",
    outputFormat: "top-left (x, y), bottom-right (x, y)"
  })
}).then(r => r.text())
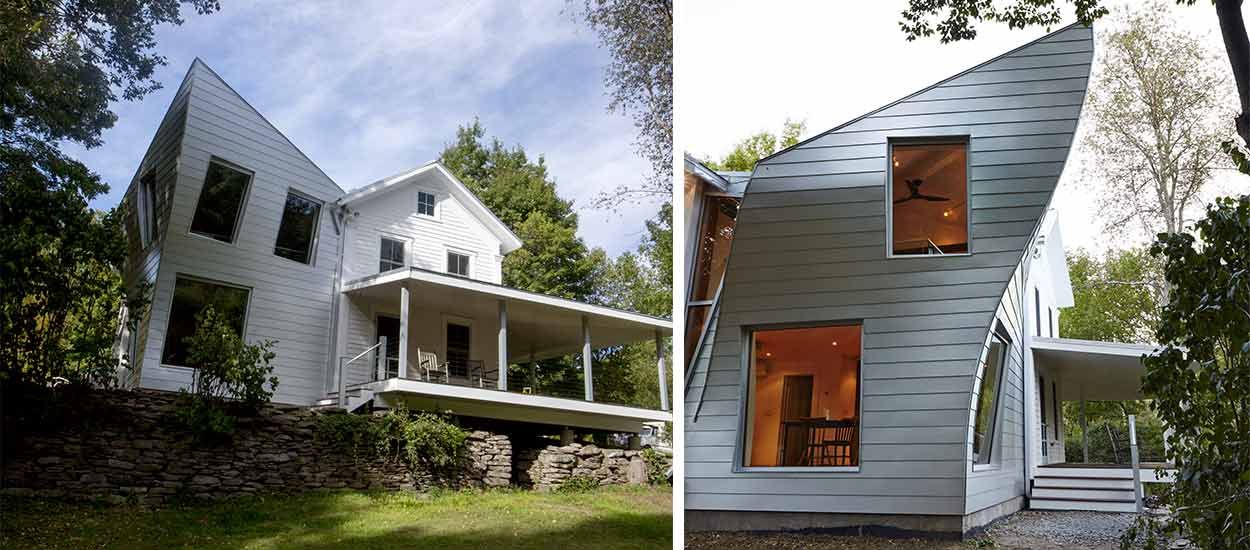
top-left (1060, 248), bottom-right (1162, 343)
top-left (439, 120), bottom-right (601, 300)
top-left (570, 0), bottom-right (673, 206)
top-left (705, 119), bottom-right (806, 172)
top-left (1083, 3), bottom-right (1232, 239)
top-left (1131, 195), bottom-right (1250, 548)
top-left (0, 0), bottom-right (218, 388)
top-left (898, 0), bottom-right (1250, 149)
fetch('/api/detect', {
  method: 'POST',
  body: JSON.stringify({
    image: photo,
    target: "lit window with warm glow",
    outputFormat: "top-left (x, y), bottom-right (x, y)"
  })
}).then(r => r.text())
top-left (743, 324), bottom-right (861, 468)
top-left (889, 141), bottom-right (969, 255)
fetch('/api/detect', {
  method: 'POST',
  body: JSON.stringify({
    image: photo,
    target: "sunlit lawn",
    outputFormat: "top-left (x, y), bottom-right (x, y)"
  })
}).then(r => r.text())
top-left (0, 486), bottom-right (672, 550)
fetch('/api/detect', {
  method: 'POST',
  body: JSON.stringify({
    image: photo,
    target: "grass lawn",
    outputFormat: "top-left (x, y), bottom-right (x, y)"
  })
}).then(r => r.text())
top-left (0, 486), bottom-right (672, 549)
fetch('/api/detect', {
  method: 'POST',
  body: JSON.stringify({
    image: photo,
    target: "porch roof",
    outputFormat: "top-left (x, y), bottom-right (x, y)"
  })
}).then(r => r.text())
top-left (342, 267), bottom-right (671, 362)
top-left (1031, 337), bottom-right (1159, 401)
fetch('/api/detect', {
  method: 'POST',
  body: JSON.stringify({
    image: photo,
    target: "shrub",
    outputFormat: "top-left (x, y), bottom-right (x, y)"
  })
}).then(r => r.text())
top-left (641, 448), bottom-right (669, 485)
top-left (315, 406), bottom-right (468, 473)
top-left (557, 475), bottom-right (599, 493)
top-left (172, 306), bottom-right (277, 440)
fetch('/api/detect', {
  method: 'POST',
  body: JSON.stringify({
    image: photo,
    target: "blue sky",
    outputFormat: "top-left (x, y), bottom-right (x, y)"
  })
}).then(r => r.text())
top-left (71, 0), bottom-right (661, 257)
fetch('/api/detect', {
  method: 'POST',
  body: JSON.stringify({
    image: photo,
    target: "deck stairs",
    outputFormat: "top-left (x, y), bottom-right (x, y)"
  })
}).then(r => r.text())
top-left (1029, 467), bottom-right (1138, 512)
top-left (314, 385), bottom-right (375, 412)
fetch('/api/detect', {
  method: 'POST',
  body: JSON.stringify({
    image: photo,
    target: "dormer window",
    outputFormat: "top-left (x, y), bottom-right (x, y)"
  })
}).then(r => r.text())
top-left (417, 191), bottom-right (436, 217)
top-left (888, 140), bottom-right (969, 256)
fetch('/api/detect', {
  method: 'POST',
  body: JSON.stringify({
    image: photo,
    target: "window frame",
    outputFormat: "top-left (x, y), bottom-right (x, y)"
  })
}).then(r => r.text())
top-left (734, 320), bottom-right (865, 474)
top-left (188, 157), bottom-right (254, 245)
top-left (272, 187), bottom-right (324, 266)
top-left (158, 274), bottom-right (253, 369)
top-left (416, 190), bottom-right (438, 218)
top-left (884, 136), bottom-right (973, 259)
top-left (379, 236), bottom-right (407, 273)
top-left (139, 170), bottom-right (160, 246)
top-left (972, 324), bottom-right (1012, 469)
top-left (446, 249), bottom-right (472, 278)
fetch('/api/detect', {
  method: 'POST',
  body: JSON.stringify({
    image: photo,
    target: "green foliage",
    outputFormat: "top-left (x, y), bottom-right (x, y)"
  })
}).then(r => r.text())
top-left (899, 0), bottom-right (1109, 43)
top-left (1062, 404), bottom-right (1167, 463)
top-left (315, 407), bottom-right (468, 472)
top-left (171, 393), bottom-right (236, 442)
top-left (1137, 194), bottom-right (1250, 548)
top-left (0, 0), bottom-right (216, 388)
top-left (1060, 248), bottom-right (1161, 343)
top-left (557, 474), bottom-right (600, 493)
top-left (705, 119), bottom-right (806, 172)
top-left (641, 448), bottom-right (669, 485)
top-left (171, 307), bottom-right (276, 440)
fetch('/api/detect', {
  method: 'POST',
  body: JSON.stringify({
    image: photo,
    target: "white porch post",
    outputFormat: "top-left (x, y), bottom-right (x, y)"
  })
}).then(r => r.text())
top-left (497, 300), bottom-right (508, 391)
top-left (1080, 385), bottom-right (1089, 463)
top-left (582, 315), bottom-right (593, 401)
top-left (398, 283), bottom-right (409, 379)
top-left (656, 329), bottom-right (669, 412)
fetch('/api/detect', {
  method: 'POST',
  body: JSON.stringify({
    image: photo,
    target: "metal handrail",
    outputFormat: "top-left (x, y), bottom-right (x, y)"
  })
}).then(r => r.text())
top-left (337, 340), bottom-right (385, 408)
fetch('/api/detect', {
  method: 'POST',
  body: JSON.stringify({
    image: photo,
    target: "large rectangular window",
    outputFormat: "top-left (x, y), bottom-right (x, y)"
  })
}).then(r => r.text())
top-left (973, 331), bottom-right (1010, 465)
top-left (744, 324), bottom-right (861, 468)
top-left (190, 159), bottom-right (252, 243)
top-left (162, 276), bottom-right (250, 367)
top-left (889, 141), bottom-right (969, 255)
top-left (273, 190), bottom-right (322, 264)
top-left (684, 195), bottom-right (739, 366)
top-left (379, 237), bottom-right (405, 272)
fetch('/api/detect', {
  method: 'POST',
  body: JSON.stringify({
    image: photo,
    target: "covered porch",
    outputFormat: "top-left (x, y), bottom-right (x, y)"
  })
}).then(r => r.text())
top-left (332, 267), bottom-right (672, 433)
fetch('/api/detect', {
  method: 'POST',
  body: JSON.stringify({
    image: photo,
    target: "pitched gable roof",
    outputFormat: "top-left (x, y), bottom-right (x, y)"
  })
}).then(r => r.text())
top-left (338, 162), bottom-right (524, 254)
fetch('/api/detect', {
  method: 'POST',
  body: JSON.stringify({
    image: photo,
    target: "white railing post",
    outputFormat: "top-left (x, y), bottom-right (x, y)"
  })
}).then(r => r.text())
top-left (337, 357), bottom-right (347, 408)
top-left (398, 284), bottom-right (409, 379)
top-left (498, 300), bottom-right (508, 391)
top-left (376, 336), bottom-right (387, 381)
top-left (582, 315), bottom-right (593, 401)
top-left (656, 329), bottom-right (669, 412)
top-left (1129, 414), bottom-right (1143, 512)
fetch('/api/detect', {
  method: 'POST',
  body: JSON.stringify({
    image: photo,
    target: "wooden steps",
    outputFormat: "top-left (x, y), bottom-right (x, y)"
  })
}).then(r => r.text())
top-left (1029, 467), bottom-right (1138, 513)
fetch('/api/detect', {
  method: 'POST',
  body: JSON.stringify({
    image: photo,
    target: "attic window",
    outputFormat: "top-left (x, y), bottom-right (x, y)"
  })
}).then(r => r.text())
top-left (191, 159), bottom-right (252, 243)
top-left (889, 141), bottom-right (969, 256)
top-left (417, 191), bottom-right (436, 217)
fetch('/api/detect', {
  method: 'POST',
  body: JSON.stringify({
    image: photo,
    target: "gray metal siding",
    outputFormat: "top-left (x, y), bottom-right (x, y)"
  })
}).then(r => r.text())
top-left (684, 24), bottom-right (1090, 516)
top-left (135, 61), bottom-right (344, 405)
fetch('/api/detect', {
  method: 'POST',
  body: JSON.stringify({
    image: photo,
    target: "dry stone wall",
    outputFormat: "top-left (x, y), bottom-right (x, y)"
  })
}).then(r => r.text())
top-left (514, 442), bottom-right (673, 491)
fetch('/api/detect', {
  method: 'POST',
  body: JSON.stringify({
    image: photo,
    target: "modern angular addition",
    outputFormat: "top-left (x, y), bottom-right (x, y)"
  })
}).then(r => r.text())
top-left (683, 24), bottom-right (1164, 534)
top-left (116, 59), bottom-right (671, 438)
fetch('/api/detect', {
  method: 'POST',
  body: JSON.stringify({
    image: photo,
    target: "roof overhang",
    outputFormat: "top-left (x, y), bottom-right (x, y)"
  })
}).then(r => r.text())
top-left (338, 163), bottom-right (524, 254)
top-left (1031, 337), bottom-right (1159, 401)
top-left (343, 268), bottom-right (671, 362)
top-left (366, 378), bottom-right (671, 433)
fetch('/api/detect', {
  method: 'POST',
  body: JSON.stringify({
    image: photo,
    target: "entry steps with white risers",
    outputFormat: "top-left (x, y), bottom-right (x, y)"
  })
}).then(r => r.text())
top-left (313, 386), bottom-right (375, 412)
top-left (1029, 467), bottom-right (1138, 513)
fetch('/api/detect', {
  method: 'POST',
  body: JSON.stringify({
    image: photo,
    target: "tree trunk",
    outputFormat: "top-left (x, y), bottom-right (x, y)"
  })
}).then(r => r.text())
top-left (1215, 0), bottom-right (1250, 147)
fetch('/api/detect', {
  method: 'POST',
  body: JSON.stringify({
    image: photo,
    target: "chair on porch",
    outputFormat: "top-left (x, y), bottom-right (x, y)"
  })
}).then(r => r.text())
top-left (468, 360), bottom-right (496, 388)
top-left (417, 349), bottom-right (447, 383)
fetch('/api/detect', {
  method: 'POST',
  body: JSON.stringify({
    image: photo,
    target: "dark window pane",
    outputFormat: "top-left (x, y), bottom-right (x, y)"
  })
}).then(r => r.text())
top-left (684, 304), bottom-right (711, 368)
top-left (141, 171), bottom-right (160, 242)
top-left (973, 336), bottom-right (1007, 464)
top-left (891, 142), bottom-right (968, 255)
top-left (417, 191), bottom-right (436, 216)
top-left (745, 324), bottom-right (861, 467)
top-left (191, 161), bottom-right (251, 242)
top-left (690, 196), bottom-right (739, 302)
top-left (273, 191), bottom-right (321, 264)
top-left (447, 252), bottom-right (469, 276)
top-left (380, 238), bottom-right (404, 272)
top-left (162, 277), bottom-right (250, 367)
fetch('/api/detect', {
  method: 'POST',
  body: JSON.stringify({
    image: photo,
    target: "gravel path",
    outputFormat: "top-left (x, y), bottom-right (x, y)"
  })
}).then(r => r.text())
top-left (686, 510), bottom-right (1139, 550)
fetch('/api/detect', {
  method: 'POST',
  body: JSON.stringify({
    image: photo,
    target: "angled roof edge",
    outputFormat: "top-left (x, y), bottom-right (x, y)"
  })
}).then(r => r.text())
top-left (188, 58), bottom-right (347, 195)
top-left (684, 153), bottom-right (731, 191)
top-left (120, 61), bottom-right (198, 200)
top-left (338, 162), bottom-right (524, 254)
top-left (755, 22), bottom-right (1092, 166)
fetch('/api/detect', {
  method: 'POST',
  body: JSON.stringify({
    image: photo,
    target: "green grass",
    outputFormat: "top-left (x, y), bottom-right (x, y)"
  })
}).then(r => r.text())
top-left (0, 486), bottom-right (672, 549)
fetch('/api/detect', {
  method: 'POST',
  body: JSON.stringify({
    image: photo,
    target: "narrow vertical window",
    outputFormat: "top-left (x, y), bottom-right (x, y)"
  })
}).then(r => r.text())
top-left (417, 191), bottom-right (436, 217)
top-left (273, 190), bottom-right (322, 264)
top-left (889, 140), bottom-right (969, 255)
top-left (379, 238), bottom-right (405, 272)
top-left (1048, 308), bottom-right (1054, 338)
top-left (685, 195), bottom-right (740, 367)
top-left (140, 171), bottom-right (160, 244)
top-left (447, 252), bottom-right (470, 277)
top-left (1035, 288), bottom-right (1042, 336)
top-left (973, 331), bottom-right (1009, 465)
top-left (744, 324), bottom-right (861, 468)
top-left (190, 159), bottom-right (252, 243)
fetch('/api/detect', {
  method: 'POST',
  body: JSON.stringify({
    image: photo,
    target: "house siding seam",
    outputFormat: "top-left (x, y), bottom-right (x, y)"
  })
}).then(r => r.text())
top-left (134, 61), bottom-right (344, 405)
top-left (684, 24), bottom-right (1091, 518)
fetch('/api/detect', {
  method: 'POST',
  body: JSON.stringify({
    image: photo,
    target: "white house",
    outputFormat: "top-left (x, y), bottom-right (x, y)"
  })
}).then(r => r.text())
top-left (116, 59), bottom-right (671, 437)
top-left (684, 24), bottom-right (1170, 536)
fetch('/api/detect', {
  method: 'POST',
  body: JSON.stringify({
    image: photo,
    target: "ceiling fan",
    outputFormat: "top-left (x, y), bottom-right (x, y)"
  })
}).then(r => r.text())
top-left (894, 178), bottom-right (951, 204)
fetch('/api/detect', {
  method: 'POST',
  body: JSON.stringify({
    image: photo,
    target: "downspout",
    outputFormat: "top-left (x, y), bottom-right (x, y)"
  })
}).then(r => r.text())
top-left (325, 203), bottom-right (349, 395)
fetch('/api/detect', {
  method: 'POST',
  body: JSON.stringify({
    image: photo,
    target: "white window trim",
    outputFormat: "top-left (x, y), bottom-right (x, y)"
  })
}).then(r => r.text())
top-left (445, 247), bottom-right (474, 278)
top-left (884, 137), bottom-right (973, 259)
top-left (272, 187), bottom-right (324, 267)
top-left (379, 234), bottom-right (409, 272)
top-left (971, 328), bottom-right (1011, 468)
top-left (415, 188), bottom-right (441, 220)
top-left (187, 156), bottom-right (254, 246)
top-left (158, 273), bottom-right (253, 370)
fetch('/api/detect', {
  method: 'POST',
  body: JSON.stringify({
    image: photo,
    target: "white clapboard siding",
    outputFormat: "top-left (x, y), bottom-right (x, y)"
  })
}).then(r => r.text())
top-left (685, 24), bottom-right (1091, 519)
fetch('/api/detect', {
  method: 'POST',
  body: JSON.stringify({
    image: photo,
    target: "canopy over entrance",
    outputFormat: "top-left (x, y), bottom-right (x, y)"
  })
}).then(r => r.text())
top-left (1031, 337), bottom-right (1158, 401)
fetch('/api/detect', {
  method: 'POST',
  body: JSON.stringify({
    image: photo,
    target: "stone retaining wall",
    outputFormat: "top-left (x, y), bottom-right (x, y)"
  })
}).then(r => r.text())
top-left (0, 389), bottom-right (511, 503)
top-left (514, 442), bottom-right (673, 491)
